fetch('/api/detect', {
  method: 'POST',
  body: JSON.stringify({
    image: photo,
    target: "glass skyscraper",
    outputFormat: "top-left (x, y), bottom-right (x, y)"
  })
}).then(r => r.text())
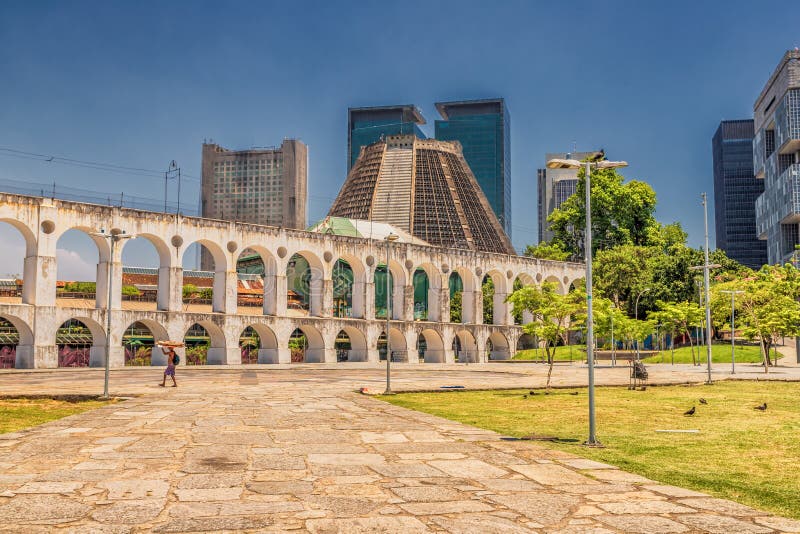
top-left (712, 120), bottom-right (767, 269)
top-left (348, 105), bottom-right (426, 171)
top-left (434, 99), bottom-right (511, 238)
top-left (753, 50), bottom-right (800, 265)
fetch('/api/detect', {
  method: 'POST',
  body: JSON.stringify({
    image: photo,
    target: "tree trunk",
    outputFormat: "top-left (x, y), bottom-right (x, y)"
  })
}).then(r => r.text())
top-left (545, 346), bottom-right (556, 393)
top-left (759, 337), bottom-right (770, 373)
top-left (685, 328), bottom-right (696, 366)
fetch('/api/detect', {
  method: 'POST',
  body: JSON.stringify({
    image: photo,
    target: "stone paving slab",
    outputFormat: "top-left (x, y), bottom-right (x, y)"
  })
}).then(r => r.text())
top-left (0, 367), bottom-right (798, 532)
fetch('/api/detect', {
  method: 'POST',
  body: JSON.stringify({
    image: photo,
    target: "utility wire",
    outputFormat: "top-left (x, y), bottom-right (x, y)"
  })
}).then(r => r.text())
top-left (0, 146), bottom-right (201, 181)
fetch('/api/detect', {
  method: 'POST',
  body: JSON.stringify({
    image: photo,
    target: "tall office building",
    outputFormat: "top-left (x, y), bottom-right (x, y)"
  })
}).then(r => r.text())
top-left (348, 105), bottom-right (426, 171)
top-left (753, 50), bottom-right (800, 265)
top-left (712, 120), bottom-right (767, 269)
top-left (329, 134), bottom-right (514, 255)
top-left (434, 99), bottom-right (511, 238)
top-left (201, 140), bottom-right (307, 268)
top-left (537, 151), bottom-right (599, 243)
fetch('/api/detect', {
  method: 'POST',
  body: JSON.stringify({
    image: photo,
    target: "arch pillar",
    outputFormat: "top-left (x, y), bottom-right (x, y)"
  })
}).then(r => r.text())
top-left (22, 254), bottom-right (56, 306)
top-left (321, 278), bottom-right (333, 317)
top-left (493, 291), bottom-right (511, 325)
top-left (309, 277), bottom-right (324, 317)
top-left (213, 270), bottom-right (237, 314)
top-left (364, 272), bottom-right (376, 320)
top-left (475, 334), bottom-right (487, 363)
top-left (159, 265), bottom-right (183, 312)
top-left (436, 275), bottom-right (449, 324)
top-left (274, 274), bottom-right (288, 316)
top-left (403, 285), bottom-right (414, 321)
top-left (472, 289), bottom-right (484, 325)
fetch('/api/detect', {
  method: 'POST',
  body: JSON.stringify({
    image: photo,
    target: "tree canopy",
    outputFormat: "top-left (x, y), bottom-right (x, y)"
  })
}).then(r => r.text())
top-left (548, 166), bottom-right (660, 258)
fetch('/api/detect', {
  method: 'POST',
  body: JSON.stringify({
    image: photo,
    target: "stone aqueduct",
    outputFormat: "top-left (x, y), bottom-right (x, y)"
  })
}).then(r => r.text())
top-left (0, 193), bottom-right (583, 368)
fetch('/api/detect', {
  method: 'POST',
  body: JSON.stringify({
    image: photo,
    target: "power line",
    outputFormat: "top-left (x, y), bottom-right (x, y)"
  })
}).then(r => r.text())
top-left (0, 146), bottom-right (201, 181)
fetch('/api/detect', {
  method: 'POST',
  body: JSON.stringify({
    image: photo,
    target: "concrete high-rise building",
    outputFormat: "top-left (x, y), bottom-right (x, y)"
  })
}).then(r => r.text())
top-left (329, 134), bottom-right (514, 255)
top-left (348, 105), bottom-right (426, 171)
top-left (537, 151), bottom-right (598, 243)
top-left (753, 50), bottom-right (800, 265)
top-left (435, 99), bottom-right (511, 238)
top-left (201, 140), bottom-right (307, 268)
top-left (712, 120), bottom-right (767, 269)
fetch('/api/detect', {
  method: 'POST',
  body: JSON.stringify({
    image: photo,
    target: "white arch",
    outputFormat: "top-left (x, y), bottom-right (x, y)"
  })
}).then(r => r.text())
top-left (183, 320), bottom-right (227, 365)
top-left (286, 251), bottom-right (325, 317)
top-left (374, 259), bottom-right (406, 320)
top-left (483, 269), bottom-right (510, 325)
top-left (334, 254), bottom-right (366, 319)
top-left (413, 262), bottom-right (442, 322)
top-left (0, 313), bottom-right (33, 368)
top-left (335, 326), bottom-right (368, 362)
top-left (488, 331), bottom-right (511, 361)
top-left (239, 245), bottom-right (278, 315)
top-left (454, 329), bottom-right (478, 362)
top-left (121, 319), bottom-right (169, 366)
top-left (292, 324), bottom-right (326, 363)
top-left (56, 316), bottom-right (106, 368)
top-left (419, 328), bottom-right (445, 363)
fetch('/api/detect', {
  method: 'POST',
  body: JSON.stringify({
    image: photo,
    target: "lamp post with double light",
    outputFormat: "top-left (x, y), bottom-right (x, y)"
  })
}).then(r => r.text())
top-left (546, 154), bottom-right (628, 446)
top-left (91, 228), bottom-right (134, 399)
top-left (384, 233), bottom-right (399, 394)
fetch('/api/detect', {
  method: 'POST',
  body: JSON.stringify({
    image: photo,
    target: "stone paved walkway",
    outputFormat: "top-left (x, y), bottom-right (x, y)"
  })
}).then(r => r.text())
top-left (1, 366), bottom-right (799, 532)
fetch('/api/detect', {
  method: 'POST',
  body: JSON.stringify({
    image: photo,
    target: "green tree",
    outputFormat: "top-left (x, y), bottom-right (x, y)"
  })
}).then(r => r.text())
top-left (593, 245), bottom-right (654, 310)
top-left (482, 277), bottom-right (494, 324)
top-left (121, 285), bottom-right (141, 297)
top-left (524, 241), bottom-right (570, 261)
top-left (653, 301), bottom-right (704, 365)
top-left (182, 284), bottom-right (198, 299)
top-left (712, 265), bottom-right (800, 372)
top-left (548, 165), bottom-right (660, 258)
top-left (449, 291), bottom-right (462, 323)
top-left (508, 281), bottom-right (582, 391)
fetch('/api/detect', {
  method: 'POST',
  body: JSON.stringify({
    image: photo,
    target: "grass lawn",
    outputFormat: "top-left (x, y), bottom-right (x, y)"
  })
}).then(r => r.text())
top-left (513, 346), bottom-right (586, 361)
top-left (642, 343), bottom-right (781, 364)
top-left (380, 381), bottom-right (800, 519)
top-left (0, 397), bottom-right (114, 434)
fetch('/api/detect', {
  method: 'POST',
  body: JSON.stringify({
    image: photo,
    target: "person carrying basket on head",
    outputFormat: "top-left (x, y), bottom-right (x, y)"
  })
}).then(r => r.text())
top-left (157, 341), bottom-right (182, 387)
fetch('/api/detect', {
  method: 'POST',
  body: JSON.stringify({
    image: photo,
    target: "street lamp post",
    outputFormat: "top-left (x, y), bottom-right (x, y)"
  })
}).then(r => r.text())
top-left (91, 228), bottom-right (134, 399)
top-left (634, 287), bottom-right (650, 361)
top-left (384, 233), bottom-right (399, 394)
top-left (702, 193), bottom-right (713, 384)
top-left (720, 290), bottom-right (744, 374)
top-left (547, 154), bottom-right (628, 447)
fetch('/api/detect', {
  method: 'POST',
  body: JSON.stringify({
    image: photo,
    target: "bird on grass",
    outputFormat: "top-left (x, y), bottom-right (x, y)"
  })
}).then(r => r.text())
top-left (684, 406), bottom-right (696, 416)
top-left (529, 390), bottom-right (537, 396)
top-left (699, 398), bottom-right (708, 405)
top-left (570, 391), bottom-right (579, 396)
top-left (755, 402), bottom-right (767, 411)
top-left (523, 394), bottom-right (528, 399)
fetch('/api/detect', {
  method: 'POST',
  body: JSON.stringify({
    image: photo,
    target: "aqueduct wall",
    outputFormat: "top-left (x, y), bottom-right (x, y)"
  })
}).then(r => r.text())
top-left (0, 193), bottom-right (584, 368)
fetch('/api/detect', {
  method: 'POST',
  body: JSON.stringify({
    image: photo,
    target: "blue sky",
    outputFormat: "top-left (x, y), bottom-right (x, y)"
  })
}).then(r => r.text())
top-left (0, 1), bottom-right (797, 279)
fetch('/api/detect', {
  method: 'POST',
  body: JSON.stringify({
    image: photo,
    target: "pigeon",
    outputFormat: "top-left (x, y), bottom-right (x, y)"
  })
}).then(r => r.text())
top-left (755, 403), bottom-right (767, 411)
top-left (699, 398), bottom-right (708, 405)
top-left (570, 391), bottom-right (579, 395)
top-left (529, 390), bottom-right (537, 396)
top-left (523, 394), bottom-right (528, 399)
top-left (684, 406), bottom-right (696, 416)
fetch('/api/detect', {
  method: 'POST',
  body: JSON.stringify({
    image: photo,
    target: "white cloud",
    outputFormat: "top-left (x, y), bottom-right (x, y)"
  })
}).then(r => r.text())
top-left (0, 226), bottom-right (25, 278)
top-left (57, 248), bottom-right (96, 281)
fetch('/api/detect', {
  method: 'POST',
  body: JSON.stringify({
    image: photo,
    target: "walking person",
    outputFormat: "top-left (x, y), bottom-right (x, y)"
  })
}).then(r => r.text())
top-left (159, 345), bottom-right (179, 387)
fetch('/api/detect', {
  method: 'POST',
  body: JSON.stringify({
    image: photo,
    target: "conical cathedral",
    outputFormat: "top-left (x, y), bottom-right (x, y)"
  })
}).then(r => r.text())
top-left (328, 135), bottom-right (515, 255)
